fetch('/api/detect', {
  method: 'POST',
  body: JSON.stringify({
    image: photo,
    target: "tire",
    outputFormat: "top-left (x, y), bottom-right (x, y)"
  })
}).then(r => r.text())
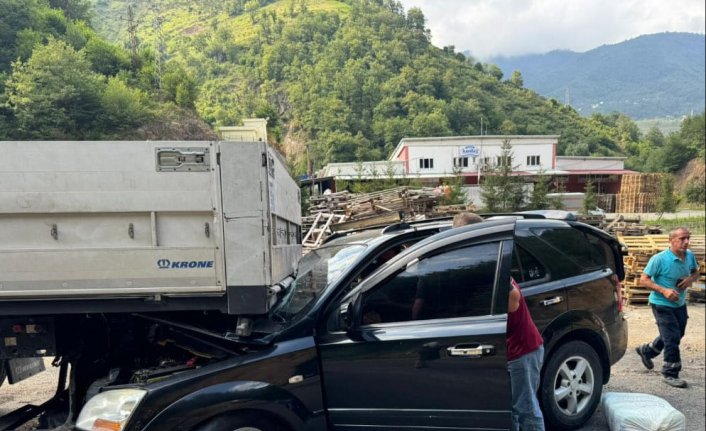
top-left (0, 360), bottom-right (6, 387)
top-left (195, 412), bottom-right (286, 431)
top-left (540, 340), bottom-right (604, 430)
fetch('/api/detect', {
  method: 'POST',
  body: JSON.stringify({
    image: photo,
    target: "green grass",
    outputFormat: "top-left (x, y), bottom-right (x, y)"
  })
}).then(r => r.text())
top-left (654, 216), bottom-right (705, 235)
top-left (635, 117), bottom-right (684, 135)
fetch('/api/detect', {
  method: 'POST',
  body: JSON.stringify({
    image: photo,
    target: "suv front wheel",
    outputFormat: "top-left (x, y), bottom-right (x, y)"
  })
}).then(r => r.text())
top-left (540, 340), bottom-right (603, 430)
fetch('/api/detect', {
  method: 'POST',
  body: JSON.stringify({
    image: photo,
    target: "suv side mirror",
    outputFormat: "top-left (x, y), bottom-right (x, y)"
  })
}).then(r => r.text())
top-left (338, 293), bottom-right (362, 332)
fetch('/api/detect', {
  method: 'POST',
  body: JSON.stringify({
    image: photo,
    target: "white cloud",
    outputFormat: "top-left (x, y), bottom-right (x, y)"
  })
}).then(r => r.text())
top-left (398, 0), bottom-right (706, 59)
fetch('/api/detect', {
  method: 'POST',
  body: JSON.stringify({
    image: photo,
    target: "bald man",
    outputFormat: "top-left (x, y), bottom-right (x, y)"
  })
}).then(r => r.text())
top-left (636, 227), bottom-right (699, 388)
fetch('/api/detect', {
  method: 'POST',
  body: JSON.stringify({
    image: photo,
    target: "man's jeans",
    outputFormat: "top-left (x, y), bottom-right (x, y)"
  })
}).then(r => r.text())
top-left (508, 345), bottom-right (545, 431)
top-left (642, 304), bottom-right (688, 378)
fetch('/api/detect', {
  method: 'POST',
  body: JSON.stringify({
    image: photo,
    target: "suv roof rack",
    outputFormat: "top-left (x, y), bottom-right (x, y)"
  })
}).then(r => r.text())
top-left (481, 212), bottom-right (546, 220)
top-left (380, 216), bottom-right (454, 234)
top-left (482, 210), bottom-right (577, 221)
top-left (323, 216), bottom-right (454, 244)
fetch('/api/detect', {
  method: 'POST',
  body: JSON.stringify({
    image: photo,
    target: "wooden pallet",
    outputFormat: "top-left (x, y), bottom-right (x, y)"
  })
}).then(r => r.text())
top-left (302, 212), bottom-right (347, 249)
top-left (688, 288), bottom-right (705, 303)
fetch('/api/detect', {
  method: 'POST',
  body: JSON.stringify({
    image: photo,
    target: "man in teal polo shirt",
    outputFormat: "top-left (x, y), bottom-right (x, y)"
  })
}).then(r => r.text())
top-left (636, 227), bottom-right (699, 388)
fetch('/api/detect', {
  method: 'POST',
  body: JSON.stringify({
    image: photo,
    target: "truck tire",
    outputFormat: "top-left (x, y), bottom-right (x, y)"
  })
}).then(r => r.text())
top-left (0, 360), bottom-right (6, 387)
top-left (195, 412), bottom-right (287, 431)
top-left (540, 340), bottom-right (603, 430)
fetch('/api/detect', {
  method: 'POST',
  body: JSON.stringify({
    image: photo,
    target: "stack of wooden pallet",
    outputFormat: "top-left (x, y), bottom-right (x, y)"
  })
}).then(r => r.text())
top-left (615, 174), bottom-right (661, 213)
top-left (306, 191), bottom-right (351, 216)
top-left (619, 234), bottom-right (706, 306)
top-left (608, 221), bottom-right (663, 236)
top-left (688, 260), bottom-right (706, 303)
top-left (687, 236), bottom-right (706, 303)
top-left (597, 194), bottom-right (616, 213)
top-left (343, 187), bottom-right (437, 219)
top-left (576, 214), bottom-right (604, 228)
top-left (301, 187), bottom-right (449, 251)
top-left (620, 235), bottom-right (660, 305)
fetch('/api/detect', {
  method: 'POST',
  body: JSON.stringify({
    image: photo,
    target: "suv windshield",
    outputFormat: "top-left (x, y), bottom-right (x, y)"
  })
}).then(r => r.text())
top-left (270, 243), bottom-right (368, 320)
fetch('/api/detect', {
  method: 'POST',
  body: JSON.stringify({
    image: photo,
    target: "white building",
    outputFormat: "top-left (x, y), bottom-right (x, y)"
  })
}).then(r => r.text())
top-left (321, 135), bottom-right (563, 183)
top-left (317, 135), bottom-right (635, 208)
top-left (389, 135), bottom-right (561, 182)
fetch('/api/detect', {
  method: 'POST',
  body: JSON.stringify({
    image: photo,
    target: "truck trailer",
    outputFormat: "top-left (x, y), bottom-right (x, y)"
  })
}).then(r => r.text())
top-left (0, 137), bottom-right (301, 429)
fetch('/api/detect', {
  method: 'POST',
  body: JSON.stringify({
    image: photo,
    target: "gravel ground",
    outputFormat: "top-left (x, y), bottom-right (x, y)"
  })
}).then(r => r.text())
top-left (2, 303), bottom-right (704, 430)
top-left (580, 302), bottom-right (705, 430)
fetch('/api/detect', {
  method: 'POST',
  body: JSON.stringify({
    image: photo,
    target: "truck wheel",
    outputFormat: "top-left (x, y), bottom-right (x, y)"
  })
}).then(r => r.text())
top-left (195, 412), bottom-right (287, 431)
top-left (540, 340), bottom-right (603, 430)
top-left (0, 360), bottom-right (6, 387)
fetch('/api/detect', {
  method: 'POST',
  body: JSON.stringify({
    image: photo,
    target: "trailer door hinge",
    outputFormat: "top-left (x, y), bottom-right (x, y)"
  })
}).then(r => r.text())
top-left (156, 147), bottom-right (210, 172)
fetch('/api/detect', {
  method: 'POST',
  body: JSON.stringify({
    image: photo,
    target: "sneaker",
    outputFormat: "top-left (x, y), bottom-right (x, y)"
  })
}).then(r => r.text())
top-left (635, 346), bottom-right (654, 370)
top-left (663, 376), bottom-right (687, 388)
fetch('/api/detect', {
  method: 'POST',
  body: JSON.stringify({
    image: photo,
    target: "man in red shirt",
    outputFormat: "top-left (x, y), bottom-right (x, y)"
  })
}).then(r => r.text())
top-left (452, 212), bottom-right (545, 430)
top-left (507, 277), bottom-right (545, 431)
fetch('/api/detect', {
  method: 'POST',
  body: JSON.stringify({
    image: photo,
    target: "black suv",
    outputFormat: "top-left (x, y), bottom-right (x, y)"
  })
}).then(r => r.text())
top-left (73, 215), bottom-right (627, 431)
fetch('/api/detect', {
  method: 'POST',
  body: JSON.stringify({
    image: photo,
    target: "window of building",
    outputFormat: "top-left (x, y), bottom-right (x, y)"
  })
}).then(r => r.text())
top-left (527, 155), bottom-right (541, 166)
top-left (453, 157), bottom-right (469, 168)
top-left (419, 158), bottom-right (434, 169)
top-left (496, 155), bottom-right (512, 167)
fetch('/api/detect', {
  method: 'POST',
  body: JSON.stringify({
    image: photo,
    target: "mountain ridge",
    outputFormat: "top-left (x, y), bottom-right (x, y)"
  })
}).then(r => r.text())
top-left (488, 32), bottom-right (705, 120)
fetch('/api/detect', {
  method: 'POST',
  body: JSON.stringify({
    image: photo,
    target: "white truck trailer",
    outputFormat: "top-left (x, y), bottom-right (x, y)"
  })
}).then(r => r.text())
top-left (0, 138), bottom-right (301, 428)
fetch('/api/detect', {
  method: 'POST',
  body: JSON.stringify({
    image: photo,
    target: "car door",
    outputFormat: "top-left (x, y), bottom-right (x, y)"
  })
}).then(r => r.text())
top-left (512, 226), bottom-right (570, 331)
top-left (316, 225), bottom-right (514, 431)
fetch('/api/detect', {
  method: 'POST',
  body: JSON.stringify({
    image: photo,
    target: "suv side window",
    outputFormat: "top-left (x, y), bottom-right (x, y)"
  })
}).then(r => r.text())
top-left (530, 227), bottom-right (605, 271)
top-left (361, 242), bottom-right (499, 324)
top-left (511, 244), bottom-right (548, 284)
top-left (584, 230), bottom-right (617, 273)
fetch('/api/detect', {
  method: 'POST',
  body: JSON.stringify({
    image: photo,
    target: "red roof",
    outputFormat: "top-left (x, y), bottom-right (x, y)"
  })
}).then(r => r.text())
top-left (562, 169), bottom-right (638, 175)
top-left (459, 169), bottom-right (637, 177)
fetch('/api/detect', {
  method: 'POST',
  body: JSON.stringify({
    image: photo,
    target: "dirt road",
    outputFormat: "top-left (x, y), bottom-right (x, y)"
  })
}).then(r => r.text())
top-left (580, 302), bottom-right (705, 430)
top-left (2, 304), bottom-right (704, 430)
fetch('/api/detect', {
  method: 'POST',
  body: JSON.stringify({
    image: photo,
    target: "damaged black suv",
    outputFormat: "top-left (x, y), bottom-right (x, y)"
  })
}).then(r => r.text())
top-left (73, 213), bottom-right (626, 431)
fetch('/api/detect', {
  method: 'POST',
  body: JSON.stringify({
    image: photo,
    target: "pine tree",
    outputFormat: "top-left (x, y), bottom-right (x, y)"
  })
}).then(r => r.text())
top-left (479, 139), bottom-right (525, 211)
top-left (580, 180), bottom-right (598, 215)
top-left (528, 170), bottom-right (551, 210)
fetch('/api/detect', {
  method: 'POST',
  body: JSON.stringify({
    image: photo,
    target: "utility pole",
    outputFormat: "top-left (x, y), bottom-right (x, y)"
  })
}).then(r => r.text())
top-left (150, 3), bottom-right (166, 89)
top-left (120, 3), bottom-right (140, 70)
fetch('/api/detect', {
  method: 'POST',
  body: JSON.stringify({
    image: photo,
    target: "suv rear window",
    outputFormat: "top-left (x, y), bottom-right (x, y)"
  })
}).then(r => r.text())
top-left (530, 227), bottom-right (607, 271)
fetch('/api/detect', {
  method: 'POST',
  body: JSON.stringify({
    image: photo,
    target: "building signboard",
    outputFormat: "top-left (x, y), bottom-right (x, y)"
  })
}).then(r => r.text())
top-left (460, 145), bottom-right (480, 156)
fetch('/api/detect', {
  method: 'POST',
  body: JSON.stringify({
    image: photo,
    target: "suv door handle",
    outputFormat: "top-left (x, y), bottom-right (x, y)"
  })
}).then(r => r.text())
top-left (541, 296), bottom-right (563, 306)
top-left (447, 344), bottom-right (495, 358)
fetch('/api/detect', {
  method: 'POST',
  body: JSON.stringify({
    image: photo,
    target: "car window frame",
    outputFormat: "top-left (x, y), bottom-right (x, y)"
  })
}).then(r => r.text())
top-left (320, 220), bottom-right (517, 333)
top-left (511, 243), bottom-right (551, 288)
top-left (359, 240), bottom-right (503, 325)
top-left (529, 226), bottom-right (608, 272)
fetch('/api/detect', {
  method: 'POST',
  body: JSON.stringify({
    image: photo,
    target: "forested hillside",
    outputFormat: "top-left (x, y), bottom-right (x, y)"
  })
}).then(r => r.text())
top-left (0, 0), bottom-right (215, 140)
top-left (490, 33), bottom-right (705, 120)
top-left (0, 0), bottom-right (703, 178)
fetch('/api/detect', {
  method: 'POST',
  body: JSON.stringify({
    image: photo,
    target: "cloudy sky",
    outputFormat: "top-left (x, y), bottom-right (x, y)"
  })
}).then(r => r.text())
top-left (398, 0), bottom-right (706, 60)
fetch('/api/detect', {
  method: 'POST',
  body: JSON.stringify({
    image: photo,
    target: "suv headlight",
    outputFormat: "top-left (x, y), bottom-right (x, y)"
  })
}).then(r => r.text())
top-left (76, 388), bottom-right (146, 431)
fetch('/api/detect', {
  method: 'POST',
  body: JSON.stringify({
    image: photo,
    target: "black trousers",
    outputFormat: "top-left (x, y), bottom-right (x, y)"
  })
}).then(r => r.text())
top-left (644, 304), bottom-right (688, 378)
